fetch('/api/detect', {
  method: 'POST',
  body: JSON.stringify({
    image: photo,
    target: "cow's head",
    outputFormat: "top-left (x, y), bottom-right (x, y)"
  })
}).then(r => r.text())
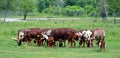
top-left (17, 31), bottom-right (25, 46)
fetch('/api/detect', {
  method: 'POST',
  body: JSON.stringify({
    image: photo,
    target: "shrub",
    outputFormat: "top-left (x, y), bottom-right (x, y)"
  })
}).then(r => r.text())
top-left (61, 5), bottom-right (85, 16)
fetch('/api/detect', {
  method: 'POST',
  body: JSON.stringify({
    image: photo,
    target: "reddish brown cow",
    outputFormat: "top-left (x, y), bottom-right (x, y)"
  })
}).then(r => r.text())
top-left (49, 28), bottom-right (77, 47)
top-left (17, 28), bottom-right (42, 46)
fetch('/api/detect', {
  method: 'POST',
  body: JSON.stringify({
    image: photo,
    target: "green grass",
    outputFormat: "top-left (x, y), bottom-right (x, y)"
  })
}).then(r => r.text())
top-left (0, 18), bottom-right (120, 58)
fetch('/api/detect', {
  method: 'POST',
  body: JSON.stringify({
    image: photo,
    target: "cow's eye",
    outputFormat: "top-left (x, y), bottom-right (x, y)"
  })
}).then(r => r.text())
top-left (20, 35), bottom-right (22, 37)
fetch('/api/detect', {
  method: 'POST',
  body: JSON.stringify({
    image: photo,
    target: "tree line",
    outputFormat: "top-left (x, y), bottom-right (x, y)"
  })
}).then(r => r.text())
top-left (0, 0), bottom-right (120, 21)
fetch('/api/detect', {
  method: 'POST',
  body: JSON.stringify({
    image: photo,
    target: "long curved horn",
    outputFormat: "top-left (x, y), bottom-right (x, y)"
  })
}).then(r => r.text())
top-left (11, 38), bottom-right (17, 41)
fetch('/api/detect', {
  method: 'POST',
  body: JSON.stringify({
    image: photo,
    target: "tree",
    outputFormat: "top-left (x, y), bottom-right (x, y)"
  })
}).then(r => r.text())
top-left (38, 0), bottom-right (45, 13)
top-left (107, 0), bottom-right (120, 24)
top-left (100, 0), bottom-right (107, 21)
top-left (18, 0), bottom-right (36, 20)
top-left (0, 0), bottom-right (15, 22)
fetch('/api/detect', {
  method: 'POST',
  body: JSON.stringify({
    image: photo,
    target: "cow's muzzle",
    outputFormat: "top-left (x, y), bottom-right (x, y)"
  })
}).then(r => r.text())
top-left (17, 39), bottom-right (22, 46)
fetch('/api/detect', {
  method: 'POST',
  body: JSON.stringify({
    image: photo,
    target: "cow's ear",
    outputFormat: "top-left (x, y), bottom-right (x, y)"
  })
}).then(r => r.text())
top-left (25, 30), bottom-right (29, 36)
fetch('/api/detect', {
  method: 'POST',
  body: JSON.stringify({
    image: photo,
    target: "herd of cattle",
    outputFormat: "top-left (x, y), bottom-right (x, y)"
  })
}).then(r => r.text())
top-left (13, 28), bottom-right (106, 51)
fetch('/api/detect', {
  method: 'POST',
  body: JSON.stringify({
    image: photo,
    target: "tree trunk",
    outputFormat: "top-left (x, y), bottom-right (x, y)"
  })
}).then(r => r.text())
top-left (23, 12), bottom-right (28, 20)
top-left (113, 12), bottom-right (116, 24)
top-left (3, 9), bottom-right (6, 22)
top-left (102, 0), bottom-right (107, 21)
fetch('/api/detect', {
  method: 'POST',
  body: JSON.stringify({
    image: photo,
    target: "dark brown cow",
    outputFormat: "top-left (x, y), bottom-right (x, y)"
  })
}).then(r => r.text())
top-left (17, 28), bottom-right (42, 46)
top-left (48, 28), bottom-right (78, 47)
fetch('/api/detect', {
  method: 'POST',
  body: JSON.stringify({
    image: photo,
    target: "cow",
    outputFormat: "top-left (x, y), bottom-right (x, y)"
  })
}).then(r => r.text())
top-left (92, 28), bottom-right (105, 47)
top-left (17, 28), bottom-right (42, 46)
top-left (78, 28), bottom-right (105, 48)
top-left (41, 32), bottom-right (55, 47)
top-left (47, 28), bottom-right (78, 47)
top-left (75, 30), bottom-right (94, 47)
top-left (38, 28), bottom-right (53, 46)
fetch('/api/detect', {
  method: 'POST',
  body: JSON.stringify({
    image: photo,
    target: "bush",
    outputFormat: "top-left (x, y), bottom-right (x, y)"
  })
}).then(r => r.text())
top-left (42, 6), bottom-right (57, 14)
top-left (41, 5), bottom-right (96, 17)
top-left (84, 5), bottom-right (96, 17)
top-left (61, 5), bottom-right (85, 16)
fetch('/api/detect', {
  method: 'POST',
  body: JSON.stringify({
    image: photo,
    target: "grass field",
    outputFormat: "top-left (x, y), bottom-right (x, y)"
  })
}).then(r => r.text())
top-left (0, 18), bottom-right (120, 58)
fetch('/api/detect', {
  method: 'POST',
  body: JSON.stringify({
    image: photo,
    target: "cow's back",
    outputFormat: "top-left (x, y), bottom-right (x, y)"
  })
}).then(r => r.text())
top-left (50, 28), bottom-right (77, 40)
top-left (94, 28), bottom-right (105, 40)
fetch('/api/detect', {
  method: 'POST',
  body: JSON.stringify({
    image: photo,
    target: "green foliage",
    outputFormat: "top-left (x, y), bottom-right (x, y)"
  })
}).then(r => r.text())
top-left (19, 0), bottom-right (35, 13)
top-left (62, 5), bottom-right (84, 16)
top-left (65, 0), bottom-right (77, 6)
top-left (107, 0), bottom-right (120, 12)
top-left (107, 0), bottom-right (120, 16)
top-left (0, 0), bottom-right (15, 11)
top-left (42, 6), bottom-right (57, 14)
top-left (38, 0), bottom-right (45, 13)
top-left (1, 0), bottom-right (120, 17)
top-left (84, 5), bottom-right (96, 16)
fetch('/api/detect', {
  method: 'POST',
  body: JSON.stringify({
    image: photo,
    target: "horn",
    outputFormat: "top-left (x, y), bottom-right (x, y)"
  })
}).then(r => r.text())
top-left (11, 38), bottom-right (17, 41)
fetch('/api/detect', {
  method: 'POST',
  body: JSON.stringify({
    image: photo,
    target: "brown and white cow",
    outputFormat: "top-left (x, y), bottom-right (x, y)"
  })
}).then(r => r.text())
top-left (36, 28), bottom-right (53, 46)
top-left (17, 28), bottom-right (42, 46)
top-left (93, 28), bottom-right (105, 47)
top-left (77, 28), bottom-right (105, 48)
top-left (75, 29), bottom-right (94, 47)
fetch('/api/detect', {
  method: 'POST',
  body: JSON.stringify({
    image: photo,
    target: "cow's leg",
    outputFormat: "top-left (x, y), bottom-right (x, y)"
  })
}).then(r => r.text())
top-left (27, 39), bottom-right (31, 46)
top-left (59, 39), bottom-right (63, 47)
top-left (27, 37), bottom-right (31, 46)
top-left (63, 39), bottom-right (66, 47)
top-left (67, 40), bottom-right (71, 47)
top-left (83, 40), bottom-right (86, 47)
top-left (96, 40), bottom-right (100, 46)
top-left (72, 39), bottom-right (76, 47)
top-left (86, 40), bottom-right (89, 47)
top-left (41, 39), bottom-right (45, 46)
top-left (89, 39), bottom-right (92, 48)
top-left (79, 39), bottom-right (82, 47)
top-left (38, 39), bottom-right (42, 46)
top-left (91, 40), bottom-right (93, 47)
top-left (74, 41), bottom-right (76, 47)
